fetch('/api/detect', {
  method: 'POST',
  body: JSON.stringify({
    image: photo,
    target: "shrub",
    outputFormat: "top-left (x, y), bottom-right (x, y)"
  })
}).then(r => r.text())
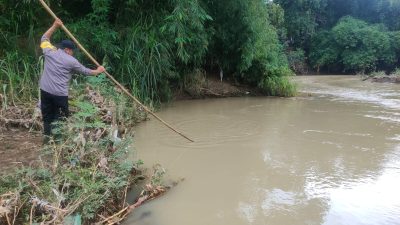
top-left (309, 17), bottom-right (396, 73)
top-left (258, 66), bottom-right (296, 97)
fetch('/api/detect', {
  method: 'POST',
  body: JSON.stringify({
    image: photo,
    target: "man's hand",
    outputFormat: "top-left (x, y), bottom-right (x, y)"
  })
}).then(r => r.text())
top-left (97, 66), bottom-right (106, 73)
top-left (91, 66), bottom-right (106, 76)
top-left (43, 19), bottom-right (63, 40)
top-left (53, 19), bottom-right (63, 28)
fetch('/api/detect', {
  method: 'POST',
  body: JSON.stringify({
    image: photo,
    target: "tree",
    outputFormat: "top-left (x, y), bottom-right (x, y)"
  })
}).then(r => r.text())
top-left (275, 0), bottom-right (328, 48)
top-left (309, 17), bottom-right (396, 73)
top-left (203, 0), bottom-right (295, 96)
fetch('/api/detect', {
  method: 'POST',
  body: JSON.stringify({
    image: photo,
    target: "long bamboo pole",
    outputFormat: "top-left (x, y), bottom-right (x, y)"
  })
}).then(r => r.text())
top-left (38, 0), bottom-right (194, 142)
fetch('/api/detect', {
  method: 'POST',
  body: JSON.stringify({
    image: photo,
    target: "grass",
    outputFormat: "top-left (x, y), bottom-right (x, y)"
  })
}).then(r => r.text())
top-left (0, 52), bottom-right (41, 106)
top-left (116, 26), bottom-right (174, 105)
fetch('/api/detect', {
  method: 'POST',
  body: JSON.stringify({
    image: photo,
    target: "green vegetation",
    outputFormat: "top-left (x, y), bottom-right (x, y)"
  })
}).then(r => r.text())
top-left (0, 0), bottom-right (296, 108)
top-left (2, 0), bottom-right (400, 223)
top-left (0, 76), bottom-right (159, 224)
top-left (309, 17), bottom-right (395, 73)
top-left (393, 68), bottom-right (400, 76)
top-left (0, 1), bottom-right (299, 223)
top-left (0, 52), bottom-right (42, 106)
top-left (276, 0), bottom-right (400, 74)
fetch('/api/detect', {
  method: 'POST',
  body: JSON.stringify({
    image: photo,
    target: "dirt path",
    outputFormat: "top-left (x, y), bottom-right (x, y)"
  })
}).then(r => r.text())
top-left (0, 129), bottom-right (42, 173)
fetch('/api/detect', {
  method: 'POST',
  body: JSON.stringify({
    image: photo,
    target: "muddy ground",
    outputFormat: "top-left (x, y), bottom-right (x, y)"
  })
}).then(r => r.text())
top-left (0, 129), bottom-right (42, 173)
top-left (0, 105), bottom-right (42, 173)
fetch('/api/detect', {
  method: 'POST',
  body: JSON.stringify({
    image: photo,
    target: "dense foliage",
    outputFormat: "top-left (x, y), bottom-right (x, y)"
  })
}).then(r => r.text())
top-left (276, 0), bottom-right (400, 73)
top-left (309, 17), bottom-right (396, 73)
top-left (0, 0), bottom-right (295, 107)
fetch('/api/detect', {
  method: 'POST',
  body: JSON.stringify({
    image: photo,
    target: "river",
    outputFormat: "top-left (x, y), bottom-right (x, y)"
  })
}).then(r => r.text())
top-left (125, 76), bottom-right (400, 225)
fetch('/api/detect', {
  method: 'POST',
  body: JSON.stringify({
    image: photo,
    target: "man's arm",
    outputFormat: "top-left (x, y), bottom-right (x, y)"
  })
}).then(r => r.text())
top-left (41, 19), bottom-right (63, 54)
top-left (43, 19), bottom-right (63, 40)
top-left (90, 66), bottom-right (106, 76)
top-left (71, 59), bottom-right (105, 76)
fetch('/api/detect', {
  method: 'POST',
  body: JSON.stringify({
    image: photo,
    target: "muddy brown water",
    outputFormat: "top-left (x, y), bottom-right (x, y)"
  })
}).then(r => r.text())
top-left (126, 76), bottom-right (400, 225)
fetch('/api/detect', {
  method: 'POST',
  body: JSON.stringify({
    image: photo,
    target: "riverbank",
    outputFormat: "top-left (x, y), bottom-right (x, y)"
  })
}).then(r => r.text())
top-left (369, 75), bottom-right (400, 83)
top-left (0, 80), bottom-right (170, 224)
top-left (360, 69), bottom-right (400, 84)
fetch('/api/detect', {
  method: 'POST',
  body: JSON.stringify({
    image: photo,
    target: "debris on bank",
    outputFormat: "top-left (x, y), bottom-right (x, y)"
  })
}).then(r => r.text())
top-left (370, 76), bottom-right (400, 83)
top-left (0, 104), bottom-right (42, 131)
top-left (362, 69), bottom-right (400, 84)
top-left (0, 77), bottom-right (173, 224)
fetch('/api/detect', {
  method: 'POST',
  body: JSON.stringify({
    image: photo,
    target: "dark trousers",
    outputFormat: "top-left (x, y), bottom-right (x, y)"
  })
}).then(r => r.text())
top-left (40, 89), bottom-right (69, 136)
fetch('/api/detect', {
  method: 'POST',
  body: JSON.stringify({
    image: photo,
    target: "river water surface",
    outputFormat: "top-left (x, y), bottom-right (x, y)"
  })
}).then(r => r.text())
top-left (126, 76), bottom-right (400, 225)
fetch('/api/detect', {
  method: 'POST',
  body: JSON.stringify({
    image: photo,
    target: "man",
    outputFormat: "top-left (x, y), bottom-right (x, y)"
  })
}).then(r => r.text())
top-left (40, 19), bottom-right (105, 137)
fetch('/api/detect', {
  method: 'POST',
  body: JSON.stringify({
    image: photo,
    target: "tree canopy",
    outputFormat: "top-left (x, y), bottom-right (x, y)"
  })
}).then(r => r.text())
top-left (276, 0), bottom-right (400, 73)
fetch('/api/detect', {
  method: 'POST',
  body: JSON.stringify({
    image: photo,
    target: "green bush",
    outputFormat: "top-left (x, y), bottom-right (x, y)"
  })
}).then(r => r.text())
top-left (310, 17), bottom-right (396, 73)
top-left (1, 0), bottom-right (297, 106)
top-left (258, 66), bottom-right (296, 97)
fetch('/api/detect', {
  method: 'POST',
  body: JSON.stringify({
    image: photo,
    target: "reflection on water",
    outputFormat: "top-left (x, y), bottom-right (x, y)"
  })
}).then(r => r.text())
top-left (125, 76), bottom-right (400, 225)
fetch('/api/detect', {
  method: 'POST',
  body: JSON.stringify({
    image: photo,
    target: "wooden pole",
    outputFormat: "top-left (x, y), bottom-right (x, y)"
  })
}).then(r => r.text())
top-left (38, 0), bottom-right (194, 142)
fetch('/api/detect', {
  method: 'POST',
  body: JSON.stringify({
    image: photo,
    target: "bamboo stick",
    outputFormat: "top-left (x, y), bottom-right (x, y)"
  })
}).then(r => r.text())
top-left (38, 0), bottom-right (194, 142)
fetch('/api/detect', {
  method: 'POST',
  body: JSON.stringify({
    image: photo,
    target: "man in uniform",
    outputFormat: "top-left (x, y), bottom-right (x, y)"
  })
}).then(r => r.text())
top-left (39, 19), bottom-right (105, 138)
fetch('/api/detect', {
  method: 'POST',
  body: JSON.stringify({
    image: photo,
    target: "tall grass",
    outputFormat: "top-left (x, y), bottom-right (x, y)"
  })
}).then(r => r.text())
top-left (116, 26), bottom-right (174, 105)
top-left (0, 52), bottom-right (41, 106)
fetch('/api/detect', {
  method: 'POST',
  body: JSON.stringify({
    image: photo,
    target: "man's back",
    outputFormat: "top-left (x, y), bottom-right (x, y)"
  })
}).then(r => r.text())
top-left (39, 36), bottom-right (91, 96)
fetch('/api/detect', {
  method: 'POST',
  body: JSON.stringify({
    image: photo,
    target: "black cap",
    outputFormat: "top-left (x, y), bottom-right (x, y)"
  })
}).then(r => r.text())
top-left (60, 40), bottom-right (77, 50)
